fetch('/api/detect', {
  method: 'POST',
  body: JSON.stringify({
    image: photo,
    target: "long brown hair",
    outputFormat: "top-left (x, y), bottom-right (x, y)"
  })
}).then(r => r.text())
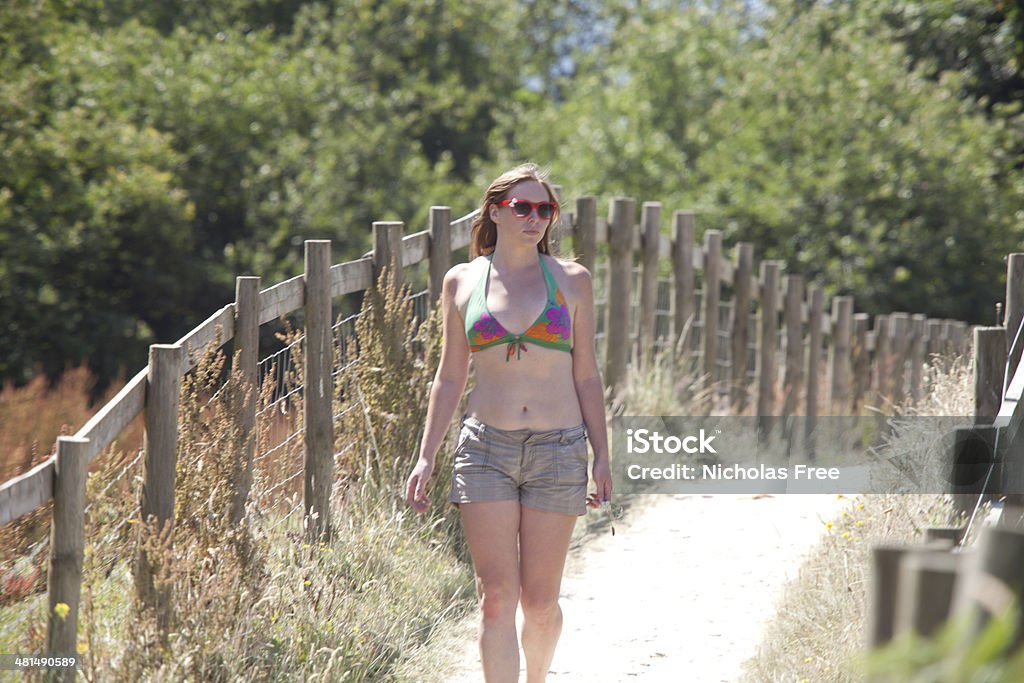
top-left (470, 163), bottom-right (561, 258)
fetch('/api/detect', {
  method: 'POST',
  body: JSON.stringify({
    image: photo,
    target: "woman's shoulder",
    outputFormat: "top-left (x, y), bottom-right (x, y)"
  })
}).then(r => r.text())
top-left (443, 257), bottom-right (487, 302)
top-left (444, 257), bottom-right (486, 282)
top-left (543, 254), bottom-right (593, 285)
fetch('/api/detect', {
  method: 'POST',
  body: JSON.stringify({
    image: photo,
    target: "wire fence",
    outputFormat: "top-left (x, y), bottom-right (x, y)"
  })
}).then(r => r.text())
top-left (0, 286), bottom-right (431, 636)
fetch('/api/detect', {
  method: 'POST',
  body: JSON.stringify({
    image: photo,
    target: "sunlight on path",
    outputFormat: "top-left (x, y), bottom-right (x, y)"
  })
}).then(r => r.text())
top-left (444, 493), bottom-right (850, 682)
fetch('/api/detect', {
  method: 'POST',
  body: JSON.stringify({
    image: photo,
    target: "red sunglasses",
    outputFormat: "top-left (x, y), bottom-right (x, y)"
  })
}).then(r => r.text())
top-left (497, 198), bottom-right (557, 220)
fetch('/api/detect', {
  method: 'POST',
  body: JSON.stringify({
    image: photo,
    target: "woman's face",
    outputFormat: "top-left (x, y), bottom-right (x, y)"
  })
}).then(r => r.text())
top-left (488, 180), bottom-right (553, 249)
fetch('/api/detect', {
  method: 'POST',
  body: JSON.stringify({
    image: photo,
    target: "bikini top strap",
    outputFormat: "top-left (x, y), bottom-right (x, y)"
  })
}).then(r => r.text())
top-left (538, 254), bottom-right (560, 300)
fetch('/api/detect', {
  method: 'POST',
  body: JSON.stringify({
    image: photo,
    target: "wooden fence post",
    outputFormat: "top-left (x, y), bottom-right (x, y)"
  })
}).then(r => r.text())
top-left (955, 321), bottom-right (970, 360)
top-left (890, 313), bottom-right (910, 407)
top-left (806, 285), bottom-right (824, 458)
top-left (374, 221), bottom-right (405, 360)
top-left (975, 327), bottom-right (1007, 423)
top-left (852, 314), bottom-right (870, 413)
top-left (954, 525), bottom-right (1024, 648)
top-left (673, 211), bottom-right (695, 370)
top-left (895, 550), bottom-right (961, 639)
top-left (731, 243), bottom-right (754, 409)
top-left (830, 296), bottom-right (853, 414)
top-left (910, 314), bottom-right (926, 403)
top-left (926, 318), bottom-right (944, 366)
top-left (868, 545), bottom-right (907, 647)
top-left (606, 198), bottom-right (635, 398)
top-left (924, 526), bottom-right (965, 545)
top-left (304, 240), bottom-right (334, 541)
top-left (549, 185), bottom-right (565, 255)
top-left (874, 315), bottom-right (891, 405)
top-left (870, 544), bottom-right (959, 648)
top-left (757, 262), bottom-right (781, 434)
top-left (231, 276), bottom-right (260, 526)
top-left (703, 231), bottom-right (723, 396)
top-left (574, 197), bottom-right (598, 274)
top-left (639, 202), bottom-right (662, 372)
top-left (428, 206), bottom-right (452, 306)
top-left (1006, 254), bottom-right (1024, 384)
top-left (373, 221), bottom-right (404, 289)
top-left (782, 274), bottom-right (804, 422)
top-left (135, 343), bottom-right (183, 627)
top-left (46, 436), bottom-right (89, 678)
top-left (942, 320), bottom-right (956, 364)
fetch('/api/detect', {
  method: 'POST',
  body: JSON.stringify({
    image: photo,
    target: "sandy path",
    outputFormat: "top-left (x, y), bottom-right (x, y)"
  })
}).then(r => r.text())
top-left (442, 493), bottom-right (851, 682)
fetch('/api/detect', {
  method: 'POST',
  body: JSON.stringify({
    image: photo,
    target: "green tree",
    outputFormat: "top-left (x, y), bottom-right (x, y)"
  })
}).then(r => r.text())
top-left (511, 0), bottom-right (1024, 322)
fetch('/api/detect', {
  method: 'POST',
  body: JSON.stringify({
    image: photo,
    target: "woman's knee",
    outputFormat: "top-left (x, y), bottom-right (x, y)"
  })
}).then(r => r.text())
top-left (519, 591), bottom-right (561, 625)
top-left (477, 575), bottom-right (520, 622)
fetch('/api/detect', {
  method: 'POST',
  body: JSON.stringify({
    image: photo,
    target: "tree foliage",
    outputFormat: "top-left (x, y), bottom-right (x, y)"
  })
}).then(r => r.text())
top-left (514, 0), bottom-right (1024, 322)
top-left (2, 0), bottom-right (1023, 387)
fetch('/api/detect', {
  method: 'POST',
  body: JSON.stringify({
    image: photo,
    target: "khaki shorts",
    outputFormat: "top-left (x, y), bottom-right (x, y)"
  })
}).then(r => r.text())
top-left (449, 416), bottom-right (589, 516)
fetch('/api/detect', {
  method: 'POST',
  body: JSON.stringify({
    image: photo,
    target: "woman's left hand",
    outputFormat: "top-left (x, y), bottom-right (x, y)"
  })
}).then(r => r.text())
top-left (586, 457), bottom-right (613, 509)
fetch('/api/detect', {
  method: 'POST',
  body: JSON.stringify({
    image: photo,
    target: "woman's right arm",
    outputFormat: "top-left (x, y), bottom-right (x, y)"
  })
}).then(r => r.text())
top-left (406, 266), bottom-right (471, 512)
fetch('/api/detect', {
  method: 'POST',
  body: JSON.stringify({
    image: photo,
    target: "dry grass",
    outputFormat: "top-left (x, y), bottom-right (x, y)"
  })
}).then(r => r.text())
top-left (0, 366), bottom-right (143, 481)
top-left (0, 367), bottom-right (144, 637)
top-left (739, 355), bottom-right (975, 683)
top-left (0, 268), bottom-right (475, 681)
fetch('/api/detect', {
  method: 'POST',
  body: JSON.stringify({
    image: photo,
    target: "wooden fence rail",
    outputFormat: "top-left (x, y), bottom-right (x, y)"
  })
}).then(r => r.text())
top-left (0, 195), bottom-right (986, 666)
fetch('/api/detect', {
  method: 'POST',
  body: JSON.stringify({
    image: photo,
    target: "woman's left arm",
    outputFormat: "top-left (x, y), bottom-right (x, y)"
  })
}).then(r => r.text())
top-left (568, 264), bottom-right (613, 507)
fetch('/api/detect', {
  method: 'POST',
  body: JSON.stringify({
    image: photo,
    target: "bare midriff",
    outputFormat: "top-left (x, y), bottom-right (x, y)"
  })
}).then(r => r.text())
top-left (465, 344), bottom-right (582, 431)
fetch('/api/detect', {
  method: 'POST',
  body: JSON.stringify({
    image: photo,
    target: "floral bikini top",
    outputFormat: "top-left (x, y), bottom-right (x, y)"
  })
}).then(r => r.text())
top-left (465, 255), bottom-right (573, 361)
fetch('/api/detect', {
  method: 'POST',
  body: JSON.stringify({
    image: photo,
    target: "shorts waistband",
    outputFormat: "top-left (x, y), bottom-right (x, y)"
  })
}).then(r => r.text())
top-left (462, 415), bottom-right (586, 445)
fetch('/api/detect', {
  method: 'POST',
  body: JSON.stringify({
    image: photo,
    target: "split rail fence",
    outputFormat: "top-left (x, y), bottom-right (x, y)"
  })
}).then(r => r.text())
top-left (0, 194), bottom-right (993, 671)
top-left (866, 253), bottom-right (1024, 664)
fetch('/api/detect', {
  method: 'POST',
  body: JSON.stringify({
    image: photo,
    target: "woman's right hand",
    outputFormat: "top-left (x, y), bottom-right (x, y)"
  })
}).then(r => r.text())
top-left (405, 457), bottom-right (435, 513)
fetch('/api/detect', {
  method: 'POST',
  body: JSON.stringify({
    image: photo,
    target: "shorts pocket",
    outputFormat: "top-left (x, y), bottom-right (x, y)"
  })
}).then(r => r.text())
top-left (453, 423), bottom-right (488, 469)
top-left (555, 434), bottom-right (589, 486)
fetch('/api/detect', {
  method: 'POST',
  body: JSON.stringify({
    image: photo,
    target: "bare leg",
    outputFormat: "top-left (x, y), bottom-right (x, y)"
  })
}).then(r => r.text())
top-left (518, 505), bottom-right (578, 683)
top-left (460, 501), bottom-right (522, 683)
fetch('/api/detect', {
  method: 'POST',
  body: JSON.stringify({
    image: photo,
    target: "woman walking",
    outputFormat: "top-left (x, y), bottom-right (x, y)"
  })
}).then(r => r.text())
top-left (405, 163), bottom-right (612, 682)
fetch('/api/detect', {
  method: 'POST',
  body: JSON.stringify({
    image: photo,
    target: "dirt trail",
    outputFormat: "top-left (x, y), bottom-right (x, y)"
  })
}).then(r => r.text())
top-left (441, 493), bottom-right (850, 682)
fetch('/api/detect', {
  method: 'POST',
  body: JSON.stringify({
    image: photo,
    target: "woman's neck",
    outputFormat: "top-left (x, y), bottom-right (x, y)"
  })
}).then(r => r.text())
top-left (490, 243), bottom-right (541, 272)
